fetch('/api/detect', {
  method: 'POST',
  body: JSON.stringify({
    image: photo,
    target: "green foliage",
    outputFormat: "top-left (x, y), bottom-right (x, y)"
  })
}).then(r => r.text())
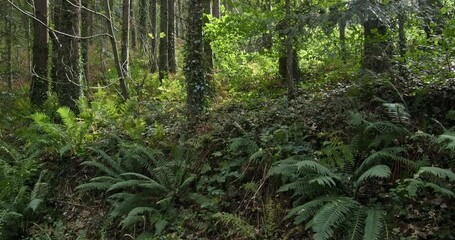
top-left (212, 212), bottom-right (257, 239)
top-left (0, 139), bottom-right (49, 239)
top-left (77, 142), bottom-right (199, 235)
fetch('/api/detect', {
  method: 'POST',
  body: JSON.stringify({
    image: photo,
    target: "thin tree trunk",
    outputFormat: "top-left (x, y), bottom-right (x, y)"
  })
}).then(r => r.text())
top-left (149, 0), bottom-right (158, 73)
top-left (212, 0), bottom-right (221, 18)
top-left (363, 18), bottom-right (390, 73)
top-left (50, 2), bottom-right (61, 93)
top-left (81, 0), bottom-right (90, 86)
top-left (159, 0), bottom-right (169, 82)
top-left (30, 0), bottom-right (49, 107)
top-left (130, 2), bottom-right (137, 50)
top-left (284, 0), bottom-right (295, 99)
top-left (339, 17), bottom-right (347, 63)
top-left (168, 0), bottom-right (177, 74)
top-left (6, 4), bottom-right (13, 90)
top-left (105, 0), bottom-right (129, 100)
top-left (139, 0), bottom-right (147, 49)
top-left (398, 8), bottom-right (407, 79)
top-left (186, 0), bottom-right (205, 126)
top-left (121, 0), bottom-right (131, 76)
top-left (203, 0), bottom-right (214, 93)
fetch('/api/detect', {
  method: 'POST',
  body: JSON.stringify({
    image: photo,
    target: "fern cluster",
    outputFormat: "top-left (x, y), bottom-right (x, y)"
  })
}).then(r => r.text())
top-left (0, 139), bottom-right (49, 239)
top-left (77, 142), bottom-right (198, 235)
top-left (270, 103), bottom-right (455, 240)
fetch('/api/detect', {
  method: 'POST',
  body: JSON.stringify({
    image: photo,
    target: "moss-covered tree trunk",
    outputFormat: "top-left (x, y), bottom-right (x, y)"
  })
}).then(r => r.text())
top-left (139, 0), bottom-right (147, 49)
top-left (168, 0), bottom-right (177, 74)
top-left (30, 0), bottom-right (49, 107)
top-left (149, 0), bottom-right (158, 73)
top-left (186, 0), bottom-right (206, 126)
top-left (55, 0), bottom-right (81, 113)
top-left (363, 18), bottom-right (391, 73)
top-left (159, 0), bottom-right (168, 82)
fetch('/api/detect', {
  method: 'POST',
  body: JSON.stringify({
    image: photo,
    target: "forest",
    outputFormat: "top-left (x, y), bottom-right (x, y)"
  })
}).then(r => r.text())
top-left (0, 0), bottom-right (454, 239)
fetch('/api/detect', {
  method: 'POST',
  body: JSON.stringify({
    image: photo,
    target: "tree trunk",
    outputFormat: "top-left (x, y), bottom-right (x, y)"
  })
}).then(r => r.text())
top-left (30, 0), bottom-right (49, 107)
top-left (363, 18), bottom-right (391, 73)
top-left (149, 0), bottom-right (158, 73)
top-left (6, 3), bottom-right (13, 90)
top-left (203, 0), bottom-right (214, 94)
top-left (168, 0), bottom-right (177, 74)
top-left (130, 2), bottom-right (137, 50)
top-left (55, 0), bottom-right (81, 113)
top-left (81, 0), bottom-right (91, 86)
top-left (121, 0), bottom-right (131, 77)
top-left (339, 17), bottom-right (347, 63)
top-left (186, 0), bottom-right (205, 126)
top-left (212, 0), bottom-right (221, 18)
top-left (284, 0), bottom-right (295, 99)
top-left (159, 0), bottom-right (169, 82)
top-left (139, 0), bottom-right (147, 49)
top-left (398, 7), bottom-right (408, 79)
top-left (104, 0), bottom-right (129, 100)
top-left (50, 2), bottom-right (61, 93)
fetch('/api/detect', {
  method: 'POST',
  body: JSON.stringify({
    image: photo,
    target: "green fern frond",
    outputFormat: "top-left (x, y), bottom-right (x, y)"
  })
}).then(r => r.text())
top-left (363, 208), bottom-right (385, 240)
top-left (382, 103), bottom-right (410, 124)
top-left (356, 147), bottom-right (407, 175)
top-left (213, 212), bottom-right (257, 239)
top-left (287, 196), bottom-right (339, 224)
top-left (107, 180), bottom-right (144, 192)
top-left (295, 160), bottom-right (337, 177)
top-left (308, 197), bottom-right (359, 240)
top-left (415, 167), bottom-right (455, 181)
top-left (76, 181), bottom-right (114, 191)
top-left (309, 175), bottom-right (338, 187)
top-left (89, 147), bottom-right (124, 174)
top-left (229, 137), bottom-right (259, 157)
top-left (56, 107), bottom-right (77, 129)
top-left (121, 207), bottom-right (156, 228)
top-left (355, 165), bottom-right (391, 187)
top-left (347, 209), bottom-right (365, 240)
top-left (434, 132), bottom-right (455, 154)
top-left (81, 160), bottom-right (118, 177)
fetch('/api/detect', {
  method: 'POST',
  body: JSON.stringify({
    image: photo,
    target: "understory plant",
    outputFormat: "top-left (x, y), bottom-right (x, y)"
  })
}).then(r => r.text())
top-left (270, 103), bottom-right (455, 240)
top-left (77, 142), bottom-right (200, 237)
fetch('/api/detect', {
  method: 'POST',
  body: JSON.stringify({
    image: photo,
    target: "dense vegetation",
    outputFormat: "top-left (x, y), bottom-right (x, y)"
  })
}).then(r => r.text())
top-left (0, 0), bottom-right (454, 239)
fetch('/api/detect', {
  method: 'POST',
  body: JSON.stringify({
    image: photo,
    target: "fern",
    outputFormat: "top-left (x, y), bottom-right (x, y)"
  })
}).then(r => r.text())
top-left (77, 142), bottom-right (201, 233)
top-left (363, 208), bottom-right (384, 240)
top-left (308, 197), bottom-right (359, 240)
top-left (213, 212), bottom-right (257, 239)
top-left (415, 166), bottom-right (455, 181)
top-left (355, 165), bottom-right (391, 188)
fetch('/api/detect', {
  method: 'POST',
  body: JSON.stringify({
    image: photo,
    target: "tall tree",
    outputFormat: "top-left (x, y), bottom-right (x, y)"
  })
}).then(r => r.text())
top-left (121, 0), bottom-right (131, 77)
top-left (81, 0), bottom-right (91, 85)
top-left (168, 0), bottom-right (177, 74)
top-left (130, 2), bottom-right (137, 50)
top-left (363, 18), bottom-right (391, 73)
top-left (185, 0), bottom-right (206, 125)
top-left (212, 0), bottom-right (221, 18)
top-left (104, 0), bottom-right (129, 100)
top-left (139, 0), bottom-right (148, 48)
top-left (284, 0), bottom-right (295, 99)
top-left (5, 2), bottom-right (13, 90)
top-left (159, 0), bottom-right (168, 82)
top-left (203, 0), bottom-right (214, 88)
top-left (149, 0), bottom-right (158, 73)
top-left (55, 0), bottom-right (82, 113)
top-left (30, 0), bottom-right (49, 106)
